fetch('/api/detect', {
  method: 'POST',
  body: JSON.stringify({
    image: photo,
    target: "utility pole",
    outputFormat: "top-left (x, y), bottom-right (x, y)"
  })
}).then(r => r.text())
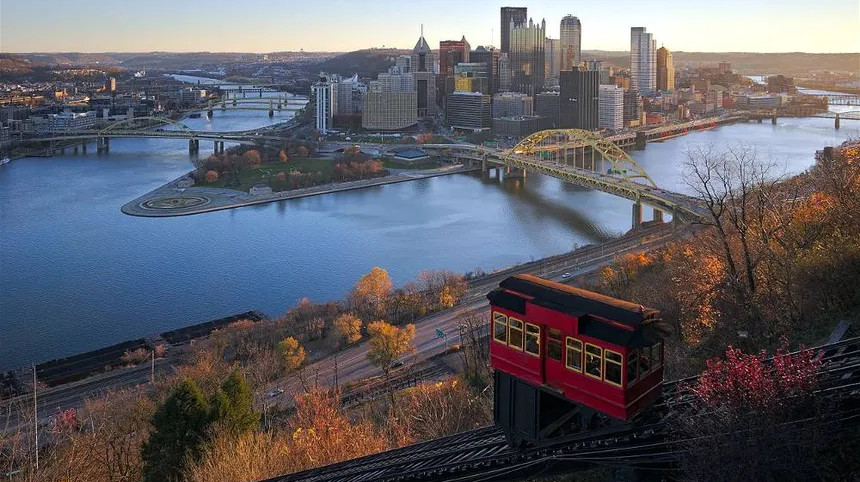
top-left (32, 364), bottom-right (38, 471)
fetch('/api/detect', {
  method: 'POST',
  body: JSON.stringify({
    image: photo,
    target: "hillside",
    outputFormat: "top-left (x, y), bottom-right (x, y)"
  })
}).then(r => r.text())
top-left (302, 48), bottom-right (410, 78)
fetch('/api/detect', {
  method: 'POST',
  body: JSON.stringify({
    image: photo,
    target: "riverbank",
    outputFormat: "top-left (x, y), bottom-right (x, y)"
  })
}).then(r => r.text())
top-left (121, 163), bottom-right (480, 217)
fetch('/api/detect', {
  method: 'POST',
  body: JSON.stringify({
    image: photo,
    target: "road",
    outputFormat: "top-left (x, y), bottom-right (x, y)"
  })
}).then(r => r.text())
top-left (2, 223), bottom-right (688, 431)
top-left (262, 222), bottom-right (689, 408)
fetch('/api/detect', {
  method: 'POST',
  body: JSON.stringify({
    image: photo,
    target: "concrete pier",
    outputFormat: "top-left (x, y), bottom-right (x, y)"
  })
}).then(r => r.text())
top-left (632, 202), bottom-right (643, 229)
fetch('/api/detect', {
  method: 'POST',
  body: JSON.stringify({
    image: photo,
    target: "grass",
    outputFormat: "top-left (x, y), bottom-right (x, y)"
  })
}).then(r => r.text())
top-left (202, 159), bottom-right (335, 192)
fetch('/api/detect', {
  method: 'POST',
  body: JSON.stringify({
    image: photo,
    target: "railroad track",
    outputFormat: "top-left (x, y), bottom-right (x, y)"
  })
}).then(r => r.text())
top-left (266, 337), bottom-right (860, 482)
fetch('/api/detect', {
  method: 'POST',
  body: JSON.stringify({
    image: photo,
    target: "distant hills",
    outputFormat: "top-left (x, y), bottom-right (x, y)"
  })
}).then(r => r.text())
top-left (582, 50), bottom-right (859, 74)
top-left (3, 49), bottom-right (857, 79)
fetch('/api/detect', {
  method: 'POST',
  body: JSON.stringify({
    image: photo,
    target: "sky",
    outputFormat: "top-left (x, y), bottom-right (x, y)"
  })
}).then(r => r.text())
top-left (1, 0), bottom-right (858, 53)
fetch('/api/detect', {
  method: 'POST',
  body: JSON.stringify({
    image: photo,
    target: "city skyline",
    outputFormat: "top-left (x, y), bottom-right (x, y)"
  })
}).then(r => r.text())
top-left (1, 0), bottom-right (858, 54)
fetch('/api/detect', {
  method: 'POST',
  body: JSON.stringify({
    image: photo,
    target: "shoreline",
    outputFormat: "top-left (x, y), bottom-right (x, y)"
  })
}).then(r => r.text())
top-left (121, 164), bottom-right (481, 217)
top-left (1, 222), bottom-right (676, 389)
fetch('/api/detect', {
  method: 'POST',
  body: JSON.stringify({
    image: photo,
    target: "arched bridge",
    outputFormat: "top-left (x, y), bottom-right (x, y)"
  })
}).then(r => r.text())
top-left (423, 129), bottom-right (706, 222)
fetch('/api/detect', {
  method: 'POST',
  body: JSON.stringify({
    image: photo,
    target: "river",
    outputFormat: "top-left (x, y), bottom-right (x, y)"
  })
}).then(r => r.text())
top-left (0, 83), bottom-right (856, 370)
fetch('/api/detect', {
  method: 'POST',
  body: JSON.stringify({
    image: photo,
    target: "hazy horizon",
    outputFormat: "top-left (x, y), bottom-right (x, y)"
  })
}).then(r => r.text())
top-left (2, 0), bottom-right (858, 54)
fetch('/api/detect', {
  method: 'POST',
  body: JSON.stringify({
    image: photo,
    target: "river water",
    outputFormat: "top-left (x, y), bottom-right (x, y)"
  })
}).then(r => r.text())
top-left (0, 84), bottom-right (856, 370)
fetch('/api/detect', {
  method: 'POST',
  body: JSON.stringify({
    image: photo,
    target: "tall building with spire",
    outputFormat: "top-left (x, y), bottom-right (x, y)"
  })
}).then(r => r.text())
top-left (630, 27), bottom-right (656, 94)
top-left (560, 15), bottom-right (582, 70)
top-left (410, 27), bottom-right (437, 118)
top-left (509, 17), bottom-right (546, 96)
top-left (656, 46), bottom-right (674, 91)
top-left (500, 7), bottom-right (528, 54)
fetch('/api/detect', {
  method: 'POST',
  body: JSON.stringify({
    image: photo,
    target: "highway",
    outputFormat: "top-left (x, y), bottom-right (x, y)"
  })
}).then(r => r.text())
top-left (262, 222), bottom-right (688, 409)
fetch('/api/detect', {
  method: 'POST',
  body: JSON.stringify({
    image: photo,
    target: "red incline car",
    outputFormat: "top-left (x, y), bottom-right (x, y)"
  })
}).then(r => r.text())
top-left (488, 274), bottom-right (668, 446)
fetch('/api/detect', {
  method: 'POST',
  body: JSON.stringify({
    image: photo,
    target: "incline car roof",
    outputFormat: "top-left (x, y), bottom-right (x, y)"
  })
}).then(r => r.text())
top-left (496, 274), bottom-right (659, 327)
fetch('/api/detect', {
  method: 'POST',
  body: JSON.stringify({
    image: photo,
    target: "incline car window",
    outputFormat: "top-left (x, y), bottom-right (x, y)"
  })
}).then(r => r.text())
top-left (604, 350), bottom-right (623, 386)
top-left (508, 318), bottom-right (524, 350)
top-left (652, 342), bottom-right (663, 367)
top-left (493, 312), bottom-right (508, 344)
top-left (565, 337), bottom-right (582, 372)
top-left (585, 344), bottom-right (602, 378)
top-left (627, 350), bottom-right (638, 385)
top-left (547, 328), bottom-right (563, 361)
top-left (525, 323), bottom-right (541, 356)
top-left (639, 347), bottom-right (652, 374)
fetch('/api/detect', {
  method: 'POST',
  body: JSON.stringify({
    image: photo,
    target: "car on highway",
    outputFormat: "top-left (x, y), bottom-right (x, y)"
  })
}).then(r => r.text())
top-left (266, 388), bottom-right (284, 398)
top-left (562, 272), bottom-right (571, 278)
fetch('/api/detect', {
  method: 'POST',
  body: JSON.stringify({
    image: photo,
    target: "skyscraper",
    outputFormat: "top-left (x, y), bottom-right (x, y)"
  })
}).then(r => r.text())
top-left (544, 38), bottom-right (560, 81)
top-left (439, 37), bottom-right (470, 77)
top-left (411, 33), bottom-right (436, 118)
top-left (313, 73), bottom-right (338, 133)
top-left (656, 46), bottom-right (674, 91)
top-left (598, 85), bottom-right (624, 130)
top-left (510, 17), bottom-right (546, 96)
top-left (471, 46), bottom-right (499, 95)
top-left (500, 7), bottom-right (528, 54)
top-left (499, 53), bottom-right (512, 92)
top-left (630, 27), bottom-right (656, 94)
top-left (560, 69), bottom-right (598, 130)
top-left (560, 15), bottom-right (582, 71)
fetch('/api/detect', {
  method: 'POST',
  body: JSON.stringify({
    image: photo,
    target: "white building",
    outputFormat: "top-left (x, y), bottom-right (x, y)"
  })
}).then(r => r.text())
top-left (33, 111), bottom-right (98, 132)
top-left (560, 15), bottom-right (582, 70)
top-left (630, 27), bottom-right (656, 95)
top-left (312, 73), bottom-right (338, 133)
top-left (598, 85), bottom-right (624, 130)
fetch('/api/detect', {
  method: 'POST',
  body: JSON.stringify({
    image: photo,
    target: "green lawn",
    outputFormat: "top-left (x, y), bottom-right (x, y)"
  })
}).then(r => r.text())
top-left (202, 159), bottom-right (335, 192)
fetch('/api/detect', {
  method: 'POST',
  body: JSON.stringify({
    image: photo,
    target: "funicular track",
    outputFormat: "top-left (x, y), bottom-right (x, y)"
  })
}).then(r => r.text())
top-left (266, 337), bottom-right (860, 482)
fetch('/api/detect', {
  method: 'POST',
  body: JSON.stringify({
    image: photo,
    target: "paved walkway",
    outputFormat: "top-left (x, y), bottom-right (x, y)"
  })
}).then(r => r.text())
top-left (121, 164), bottom-right (480, 217)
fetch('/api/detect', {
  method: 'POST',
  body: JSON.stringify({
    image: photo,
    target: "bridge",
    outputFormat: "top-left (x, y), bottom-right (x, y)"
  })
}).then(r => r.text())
top-left (422, 129), bottom-right (706, 225)
top-left (21, 117), bottom-right (290, 154)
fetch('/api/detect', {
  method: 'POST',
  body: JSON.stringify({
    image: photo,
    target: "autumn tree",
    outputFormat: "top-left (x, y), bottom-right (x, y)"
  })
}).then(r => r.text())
top-left (142, 379), bottom-right (211, 482)
top-left (349, 267), bottom-right (393, 319)
top-left (393, 378), bottom-right (492, 442)
top-left (210, 368), bottom-right (259, 437)
top-left (367, 321), bottom-right (416, 402)
top-left (204, 170), bottom-right (219, 182)
top-left (457, 312), bottom-right (491, 388)
top-left (331, 313), bottom-right (362, 347)
top-left (278, 337), bottom-right (306, 372)
top-left (675, 342), bottom-right (834, 481)
top-left (296, 146), bottom-right (309, 158)
top-left (279, 150), bottom-right (288, 163)
top-left (243, 149), bottom-right (262, 167)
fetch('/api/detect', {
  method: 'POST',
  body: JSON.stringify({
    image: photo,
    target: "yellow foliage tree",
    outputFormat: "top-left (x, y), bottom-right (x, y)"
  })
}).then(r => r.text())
top-left (366, 321), bottom-right (415, 377)
top-left (349, 267), bottom-right (393, 319)
top-left (279, 150), bottom-right (288, 163)
top-left (331, 313), bottom-right (362, 348)
top-left (278, 337), bottom-right (306, 372)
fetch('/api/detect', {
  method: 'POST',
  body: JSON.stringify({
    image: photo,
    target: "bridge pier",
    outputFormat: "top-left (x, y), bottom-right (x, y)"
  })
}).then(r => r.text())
top-left (97, 137), bottom-right (110, 154)
top-left (632, 202), bottom-right (643, 229)
top-left (189, 139), bottom-right (199, 154)
top-left (506, 167), bottom-right (526, 179)
top-left (835, 114), bottom-right (840, 130)
top-left (634, 132), bottom-right (646, 150)
top-left (81, 142), bottom-right (87, 154)
top-left (771, 112), bottom-right (778, 125)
